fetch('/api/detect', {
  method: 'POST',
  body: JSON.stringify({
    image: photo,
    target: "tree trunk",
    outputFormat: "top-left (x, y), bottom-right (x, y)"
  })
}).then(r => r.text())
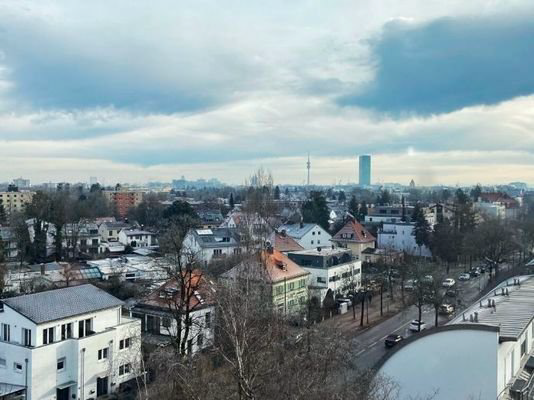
top-left (380, 286), bottom-right (383, 317)
top-left (360, 296), bottom-right (364, 327)
top-left (418, 303), bottom-right (422, 332)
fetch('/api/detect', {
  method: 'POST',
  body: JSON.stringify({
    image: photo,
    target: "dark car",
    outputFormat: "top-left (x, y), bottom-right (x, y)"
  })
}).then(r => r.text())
top-left (384, 334), bottom-right (404, 348)
top-left (445, 289), bottom-right (457, 297)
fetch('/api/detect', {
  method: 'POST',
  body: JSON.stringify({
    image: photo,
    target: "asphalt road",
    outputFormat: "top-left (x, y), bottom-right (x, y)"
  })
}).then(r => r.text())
top-left (353, 271), bottom-right (491, 369)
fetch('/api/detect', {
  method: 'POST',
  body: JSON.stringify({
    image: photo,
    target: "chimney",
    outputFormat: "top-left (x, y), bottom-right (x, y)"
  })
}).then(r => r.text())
top-left (474, 312), bottom-right (478, 323)
top-left (469, 314), bottom-right (474, 322)
top-left (487, 299), bottom-right (491, 307)
top-left (267, 245), bottom-right (274, 254)
top-left (505, 288), bottom-right (509, 296)
top-left (299, 221), bottom-right (304, 229)
top-left (462, 313), bottom-right (466, 321)
top-left (281, 229), bottom-right (287, 237)
top-left (40, 263), bottom-right (45, 275)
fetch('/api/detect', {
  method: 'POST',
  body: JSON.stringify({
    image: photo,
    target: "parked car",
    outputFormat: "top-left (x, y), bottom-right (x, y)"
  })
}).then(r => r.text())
top-left (409, 320), bottom-right (427, 332)
top-left (442, 278), bottom-right (456, 288)
top-left (439, 303), bottom-right (455, 315)
top-left (385, 334), bottom-right (404, 348)
top-left (445, 289), bottom-right (457, 297)
top-left (336, 298), bottom-right (352, 307)
top-left (458, 273), bottom-right (471, 281)
top-left (469, 268), bottom-right (480, 277)
top-left (404, 280), bottom-right (415, 291)
top-left (423, 275), bottom-right (434, 283)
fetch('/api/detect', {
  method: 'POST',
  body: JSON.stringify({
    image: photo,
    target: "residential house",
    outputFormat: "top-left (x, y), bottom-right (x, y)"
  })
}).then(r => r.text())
top-left (475, 192), bottom-right (520, 220)
top-left (365, 205), bottom-right (414, 224)
top-left (0, 284), bottom-right (142, 400)
top-left (64, 222), bottom-right (101, 258)
top-left (195, 209), bottom-right (225, 229)
top-left (221, 249), bottom-right (310, 315)
top-left (129, 272), bottom-right (215, 354)
top-left (331, 219), bottom-right (375, 260)
top-left (98, 221), bottom-right (132, 243)
top-left (287, 247), bottom-right (361, 303)
top-left (377, 222), bottom-right (432, 257)
top-left (277, 223), bottom-right (332, 250)
top-left (0, 227), bottom-right (18, 261)
top-left (182, 228), bottom-right (243, 268)
top-left (424, 203), bottom-right (455, 226)
top-left (378, 276), bottom-right (534, 400)
top-left (118, 229), bottom-right (157, 249)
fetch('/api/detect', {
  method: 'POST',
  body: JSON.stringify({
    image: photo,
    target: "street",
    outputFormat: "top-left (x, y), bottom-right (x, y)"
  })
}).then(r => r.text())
top-left (352, 271), bottom-right (491, 369)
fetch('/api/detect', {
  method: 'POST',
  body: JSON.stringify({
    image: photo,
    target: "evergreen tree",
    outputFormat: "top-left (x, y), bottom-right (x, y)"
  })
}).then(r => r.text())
top-left (229, 193), bottom-right (235, 209)
top-left (358, 202), bottom-right (368, 222)
top-left (338, 191), bottom-right (346, 203)
top-left (274, 186), bottom-right (280, 200)
top-left (301, 191), bottom-right (330, 231)
top-left (412, 204), bottom-right (431, 255)
top-left (470, 184), bottom-right (482, 202)
top-left (348, 196), bottom-right (358, 218)
top-left (0, 205), bottom-right (6, 225)
top-left (401, 196), bottom-right (407, 222)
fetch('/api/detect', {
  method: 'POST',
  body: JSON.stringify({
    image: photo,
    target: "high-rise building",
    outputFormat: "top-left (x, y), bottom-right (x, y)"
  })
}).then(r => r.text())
top-left (12, 177), bottom-right (30, 188)
top-left (359, 155), bottom-right (371, 186)
top-left (90, 176), bottom-right (98, 186)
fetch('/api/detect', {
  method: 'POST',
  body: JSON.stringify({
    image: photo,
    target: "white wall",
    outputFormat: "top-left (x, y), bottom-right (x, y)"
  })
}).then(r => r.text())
top-left (380, 329), bottom-right (499, 400)
top-left (297, 226), bottom-right (332, 250)
top-left (377, 223), bottom-right (431, 257)
top-left (304, 261), bottom-right (361, 296)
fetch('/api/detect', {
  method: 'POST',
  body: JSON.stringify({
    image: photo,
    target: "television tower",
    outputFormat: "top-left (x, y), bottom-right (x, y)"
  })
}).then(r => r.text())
top-left (306, 153), bottom-right (311, 186)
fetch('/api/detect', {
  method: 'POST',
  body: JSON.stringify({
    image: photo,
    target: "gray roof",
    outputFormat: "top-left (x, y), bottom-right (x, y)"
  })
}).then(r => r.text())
top-left (3, 284), bottom-right (123, 324)
top-left (449, 275), bottom-right (534, 341)
top-left (278, 223), bottom-right (319, 239)
top-left (192, 227), bottom-right (241, 248)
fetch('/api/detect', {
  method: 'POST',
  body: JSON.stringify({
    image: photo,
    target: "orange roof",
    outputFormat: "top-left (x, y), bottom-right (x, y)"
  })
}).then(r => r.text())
top-left (271, 232), bottom-right (304, 252)
top-left (332, 219), bottom-right (375, 243)
top-left (222, 249), bottom-right (309, 284)
top-left (141, 271), bottom-right (214, 311)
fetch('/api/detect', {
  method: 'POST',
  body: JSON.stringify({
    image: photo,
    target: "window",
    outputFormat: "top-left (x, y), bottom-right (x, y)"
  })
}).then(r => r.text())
top-left (1, 324), bottom-right (10, 342)
top-left (311, 240), bottom-right (314, 245)
top-left (233, 248), bottom-right (242, 255)
top-left (22, 328), bottom-right (31, 347)
top-left (318, 231), bottom-right (321, 235)
top-left (0, 358), bottom-right (6, 368)
top-left (318, 240), bottom-right (321, 244)
top-left (312, 231), bottom-right (315, 235)
top-left (61, 323), bottom-right (73, 340)
top-left (213, 249), bottom-right (222, 256)
top-left (299, 296), bottom-right (306, 304)
top-left (288, 299), bottom-right (296, 307)
top-left (98, 347), bottom-right (109, 361)
top-left (317, 277), bottom-right (326, 284)
top-left (43, 327), bottom-right (54, 345)
top-left (288, 282), bottom-right (295, 291)
top-left (14, 362), bottom-right (23, 373)
top-left (57, 358), bottom-right (65, 371)
top-left (119, 363), bottom-right (131, 376)
top-left (78, 318), bottom-right (92, 338)
top-left (299, 279), bottom-right (306, 288)
top-left (275, 285), bottom-right (283, 296)
top-left (119, 338), bottom-right (131, 350)
top-left (197, 333), bottom-right (204, 347)
top-left (521, 338), bottom-right (527, 357)
top-left (205, 312), bottom-right (212, 329)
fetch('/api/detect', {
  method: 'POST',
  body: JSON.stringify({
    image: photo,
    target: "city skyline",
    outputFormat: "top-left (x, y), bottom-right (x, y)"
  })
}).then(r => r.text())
top-left (1, 1), bottom-right (534, 185)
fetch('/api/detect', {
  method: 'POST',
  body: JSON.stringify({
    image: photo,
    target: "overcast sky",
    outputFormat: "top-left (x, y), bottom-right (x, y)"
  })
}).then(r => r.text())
top-left (1, 0), bottom-right (534, 186)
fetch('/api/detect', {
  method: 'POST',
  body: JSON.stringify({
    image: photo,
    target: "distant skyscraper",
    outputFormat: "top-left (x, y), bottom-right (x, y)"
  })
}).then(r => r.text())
top-left (359, 155), bottom-right (371, 186)
top-left (90, 176), bottom-right (98, 185)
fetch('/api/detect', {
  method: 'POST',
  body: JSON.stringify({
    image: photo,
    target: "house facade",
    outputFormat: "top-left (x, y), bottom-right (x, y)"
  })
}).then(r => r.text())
top-left (277, 223), bottom-right (332, 250)
top-left (221, 249), bottom-right (310, 315)
top-left (129, 273), bottom-right (215, 354)
top-left (287, 247), bottom-right (361, 302)
top-left (118, 229), bottom-right (157, 249)
top-left (331, 219), bottom-right (375, 260)
top-left (377, 222), bottom-right (432, 257)
top-left (182, 228), bottom-right (243, 267)
top-left (0, 191), bottom-right (34, 216)
top-left (0, 284), bottom-right (142, 400)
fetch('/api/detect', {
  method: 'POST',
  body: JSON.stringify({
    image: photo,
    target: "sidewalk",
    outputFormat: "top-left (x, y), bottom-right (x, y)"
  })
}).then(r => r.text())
top-left (322, 294), bottom-right (406, 335)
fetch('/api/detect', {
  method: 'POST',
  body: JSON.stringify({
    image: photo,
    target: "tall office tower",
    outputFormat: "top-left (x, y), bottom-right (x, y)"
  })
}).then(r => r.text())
top-left (90, 176), bottom-right (98, 185)
top-left (359, 155), bottom-right (371, 186)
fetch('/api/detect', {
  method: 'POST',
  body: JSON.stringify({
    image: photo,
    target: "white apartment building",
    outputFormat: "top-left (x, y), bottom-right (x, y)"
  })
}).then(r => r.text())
top-left (378, 276), bottom-right (534, 400)
top-left (0, 284), bottom-right (142, 400)
top-left (377, 222), bottom-right (432, 257)
top-left (0, 192), bottom-right (34, 216)
top-left (277, 223), bottom-right (332, 250)
top-left (287, 247), bottom-right (361, 302)
top-left (98, 221), bottom-right (132, 243)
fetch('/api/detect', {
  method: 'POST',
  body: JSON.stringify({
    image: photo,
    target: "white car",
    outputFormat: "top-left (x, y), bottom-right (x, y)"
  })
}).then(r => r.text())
top-left (409, 319), bottom-right (427, 332)
top-left (458, 273), bottom-right (471, 281)
top-left (442, 278), bottom-right (456, 288)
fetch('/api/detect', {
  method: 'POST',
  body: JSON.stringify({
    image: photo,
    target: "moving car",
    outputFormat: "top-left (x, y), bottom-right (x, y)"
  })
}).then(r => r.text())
top-left (409, 319), bottom-right (427, 332)
top-left (439, 303), bottom-right (455, 315)
top-left (458, 273), bottom-right (471, 281)
top-left (442, 278), bottom-right (456, 288)
top-left (385, 334), bottom-right (404, 348)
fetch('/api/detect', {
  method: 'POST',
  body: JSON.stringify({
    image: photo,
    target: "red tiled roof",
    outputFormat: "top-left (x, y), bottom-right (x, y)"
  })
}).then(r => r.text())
top-left (479, 193), bottom-right (519, 208)
top-left (332, 219), bottom-right (375, 243)
top-left (272, 232), bottom-right (304, 252)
